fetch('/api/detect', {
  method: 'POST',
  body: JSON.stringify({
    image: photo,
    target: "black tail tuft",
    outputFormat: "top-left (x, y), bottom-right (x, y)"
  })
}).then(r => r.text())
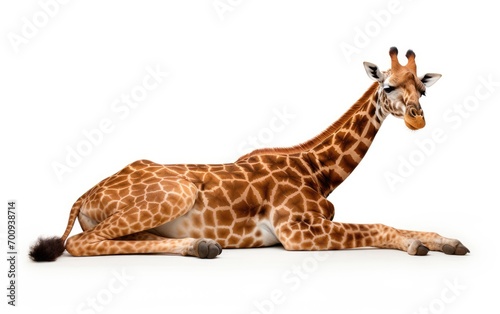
top-left (29, 237), bottom-right (65, 262)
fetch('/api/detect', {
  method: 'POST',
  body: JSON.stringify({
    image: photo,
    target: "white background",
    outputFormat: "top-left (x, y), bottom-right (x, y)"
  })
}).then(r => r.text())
top-left (1, 1), bottom-right (499, 313)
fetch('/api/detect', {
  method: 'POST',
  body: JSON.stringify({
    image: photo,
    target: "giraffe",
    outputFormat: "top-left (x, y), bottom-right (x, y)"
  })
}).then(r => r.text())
top-left (30, 47), bottom-right (469, 261)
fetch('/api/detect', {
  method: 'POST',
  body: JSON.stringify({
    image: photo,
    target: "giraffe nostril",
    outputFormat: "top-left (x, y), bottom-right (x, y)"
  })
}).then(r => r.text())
top-left (408, 107), bottom-right (418, 117)
top-left (407, 106), bottom-right (423, 118)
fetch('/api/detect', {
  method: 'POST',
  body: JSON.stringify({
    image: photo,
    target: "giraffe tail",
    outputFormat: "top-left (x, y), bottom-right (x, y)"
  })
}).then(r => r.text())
top-left (29, 196), bottom-right (83, 262)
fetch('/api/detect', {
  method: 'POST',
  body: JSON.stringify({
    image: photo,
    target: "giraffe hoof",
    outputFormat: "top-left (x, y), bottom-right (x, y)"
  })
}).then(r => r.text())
top-left (443, 243), bottom-right (470, 255)
top-left (408, 240), bottom-right (428, 256)
top-left (415, 245), bottom-right (429, 256)
top-left (195, 239), bottom-right (222, 259)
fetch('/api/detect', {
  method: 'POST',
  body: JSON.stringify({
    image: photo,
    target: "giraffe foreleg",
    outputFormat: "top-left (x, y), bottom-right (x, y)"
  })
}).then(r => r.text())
top-left (277, 218), bottom-right (469, 255)
top-left (277, 219), bottom-right (438, 256)
top-left (398, 229), bottom-right (469, 255)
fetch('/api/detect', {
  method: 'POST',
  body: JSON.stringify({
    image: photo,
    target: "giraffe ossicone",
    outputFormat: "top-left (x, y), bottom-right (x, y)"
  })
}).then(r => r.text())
top-left (30, 47), bottom-right (468, 261)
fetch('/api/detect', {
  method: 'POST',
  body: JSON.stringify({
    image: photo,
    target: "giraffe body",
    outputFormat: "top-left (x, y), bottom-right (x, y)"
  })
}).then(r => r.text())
top-left (30, 47), bottom-right (469, 261)
top-left (78, 160), bottom-right (284, 249)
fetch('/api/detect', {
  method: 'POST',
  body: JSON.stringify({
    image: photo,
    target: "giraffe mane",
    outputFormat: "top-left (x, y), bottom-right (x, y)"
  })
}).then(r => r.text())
top-left (236, 82), bottom-right (379, 161)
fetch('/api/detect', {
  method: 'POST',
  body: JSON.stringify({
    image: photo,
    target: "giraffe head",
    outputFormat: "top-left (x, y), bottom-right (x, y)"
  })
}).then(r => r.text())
top-left (363, 47), bottom-right (441, 130)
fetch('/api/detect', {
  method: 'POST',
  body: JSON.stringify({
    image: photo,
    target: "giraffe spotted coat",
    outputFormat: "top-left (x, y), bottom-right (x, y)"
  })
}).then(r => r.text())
top-left (29, 47), bottom-right (469, 261)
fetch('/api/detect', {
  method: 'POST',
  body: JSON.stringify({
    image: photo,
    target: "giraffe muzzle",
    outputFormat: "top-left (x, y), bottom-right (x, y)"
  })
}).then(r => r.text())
top-left (404, 106), bottom-right (425, 130)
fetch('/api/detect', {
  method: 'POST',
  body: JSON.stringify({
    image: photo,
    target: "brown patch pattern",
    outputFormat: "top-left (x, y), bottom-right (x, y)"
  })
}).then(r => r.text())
top-left (31, 48), bottom-right (468, 261)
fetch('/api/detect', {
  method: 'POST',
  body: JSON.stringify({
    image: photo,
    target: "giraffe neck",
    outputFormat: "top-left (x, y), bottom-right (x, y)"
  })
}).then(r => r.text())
top-left (237, 82), bottom-right (388, 196)
top-left (303, 82), bottom-right (387, 196)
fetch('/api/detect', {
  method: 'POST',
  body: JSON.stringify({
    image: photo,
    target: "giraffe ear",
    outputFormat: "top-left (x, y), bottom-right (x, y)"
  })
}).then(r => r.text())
top-left (419, 73), bottom-right (442, 87)
top-left (363, 62), bottom-right (384, 83)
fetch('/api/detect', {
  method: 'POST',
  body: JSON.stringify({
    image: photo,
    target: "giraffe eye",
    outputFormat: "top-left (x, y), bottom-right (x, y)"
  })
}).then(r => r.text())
top-left (383, 86), bottom-right (395, 93)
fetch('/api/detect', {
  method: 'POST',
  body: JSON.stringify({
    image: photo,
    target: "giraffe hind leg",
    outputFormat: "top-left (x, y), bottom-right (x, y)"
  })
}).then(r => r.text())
top-left (66, 234), bottom-right (221, 258)
top-left (66, 178), bottom-right (222, 259)
top-left (117, 231), bottom-right (223, 258)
